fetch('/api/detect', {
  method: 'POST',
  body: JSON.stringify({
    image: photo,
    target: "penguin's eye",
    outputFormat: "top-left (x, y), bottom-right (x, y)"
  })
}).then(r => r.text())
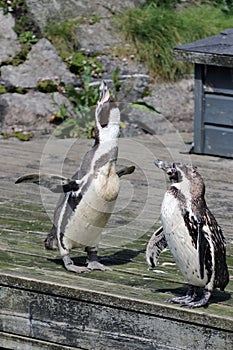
top-left (167, 169), bottom-right (174, 176)
top-left (167, 163), bottom-right (176, 176)
top-left (167, 167), bottom-right (181, 182)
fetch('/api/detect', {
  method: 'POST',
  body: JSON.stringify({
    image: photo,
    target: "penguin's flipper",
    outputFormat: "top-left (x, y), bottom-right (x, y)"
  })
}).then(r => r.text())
top-left (15, 173), bottom-right (80, 193)
top-left (117, 165), bottom-right (135, 178)
top-left (146, 226), bottom-right (167, 268)
top-left (15, 173), bottom-right (67, 189)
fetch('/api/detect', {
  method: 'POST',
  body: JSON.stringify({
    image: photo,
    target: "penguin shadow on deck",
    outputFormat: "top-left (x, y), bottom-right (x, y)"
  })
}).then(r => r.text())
top-left (99, 248), bottom-right (143, 266)
top-left (48, 248), bottom-right (142, 270)
top-left (155, 286), bottom-right (231, 307)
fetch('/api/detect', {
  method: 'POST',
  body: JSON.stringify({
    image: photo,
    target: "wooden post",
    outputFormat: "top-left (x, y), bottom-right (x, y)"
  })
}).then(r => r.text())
top-left (193, 64), bottom-right (204, 154)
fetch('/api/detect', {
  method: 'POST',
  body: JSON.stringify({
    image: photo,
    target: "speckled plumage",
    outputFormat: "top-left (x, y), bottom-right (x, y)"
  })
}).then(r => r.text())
top-left (146, 160), bottom-right (229, 307)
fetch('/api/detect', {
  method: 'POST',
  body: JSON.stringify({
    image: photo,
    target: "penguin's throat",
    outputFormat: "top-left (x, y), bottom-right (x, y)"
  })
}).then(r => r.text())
top-left (171, 176), bottom-right (192, 203)
top-left (98, 124), bottom-right (120, 142)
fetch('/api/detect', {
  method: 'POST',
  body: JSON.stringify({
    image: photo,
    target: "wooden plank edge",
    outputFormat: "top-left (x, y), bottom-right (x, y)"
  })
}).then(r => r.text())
top-left (0, 331), bottom-right (80, 350)
top-left (0, 272), bottom-right (232, 332)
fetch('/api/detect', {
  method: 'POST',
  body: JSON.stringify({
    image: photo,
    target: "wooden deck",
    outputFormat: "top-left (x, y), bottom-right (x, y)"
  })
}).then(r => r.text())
top-left (0, 132), bottom-right (232, 350)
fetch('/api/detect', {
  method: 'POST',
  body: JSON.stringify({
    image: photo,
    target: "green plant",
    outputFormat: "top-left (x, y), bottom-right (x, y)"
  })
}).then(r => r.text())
top-left (2, 130), bottom-right (33, 141)
top-left (0, 0), bottom-right (26, 15)
top-left (112, 67), bottom-right (123, 100)
top-left (0, 0), bottom-right (40, 67)
top-left (0, 84), bottom-right (28, 94)
top-left (53, 69), bottom-right (160, 138)
top-left (36, 79), bottom-right (59, 93)
top-left (19, 31), bottom-right (38, 44)
top-left (66, 52), bottom-right (104, 77)
top-left (49, 103), bottom-right (68, 126)
top-left (51, 68), bottom-right (99, 138)
top-left (116, 4), bottom-right (233, 81)
top-left (0, 0), bottom-right (40, 35)
top-left (44, 19), bottom-right (80, 57)
top-left (68, 67), bottom-right (99, 114)
top-left (45, 20), bottom-right (104, 78)
top-left (0, 84), bottom-right (7, 94)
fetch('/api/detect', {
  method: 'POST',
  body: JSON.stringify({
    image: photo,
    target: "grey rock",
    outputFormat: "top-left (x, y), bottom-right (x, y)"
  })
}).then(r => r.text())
top-left (26, 0), bottom-right (145, 32)
top-left (122, 105), bottom-right (177, 137)
top-left (93, 54), bottom-right (151, 102)
top-left (77, 18), bottom-right (122, 54)
top-left (144, 79), bottom-right (194, 133)
top-left (1, 39), bottom-right (77, 88)
top-left (0, 91), bottom-right (74, 133)
top-left (0, 9), bottom-right (21, 64)
top-left (122, 79), bottom-right (194, 135)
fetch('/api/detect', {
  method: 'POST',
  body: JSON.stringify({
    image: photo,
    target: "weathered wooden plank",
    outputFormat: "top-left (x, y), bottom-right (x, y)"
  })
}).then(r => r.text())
top-left (0, 332), bottom-right (80, 350)
top-left (0, 135), bottom-right (233, 349)
top-left (204, 65), bottom-right (233, 95)
top-left (0, 280), bottom-right (232, 350)
top-left (204, 93), bottom-right (233, 126)
top-left (204, 125), bottom-right (233, 158)
top-left (173, 49), bottom-right (233, 67)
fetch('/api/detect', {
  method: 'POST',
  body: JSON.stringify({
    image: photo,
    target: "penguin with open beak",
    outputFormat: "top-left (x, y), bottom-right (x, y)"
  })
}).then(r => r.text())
top-left (16, 81), bottom-right (135, 273)
top-left (146, 159), bottom-right (229, 307)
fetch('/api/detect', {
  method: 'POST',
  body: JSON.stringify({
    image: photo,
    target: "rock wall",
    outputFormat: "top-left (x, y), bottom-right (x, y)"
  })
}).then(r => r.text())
top-left (0, 2), bottom-right (194, 138)
top-left (26, 0), bottom-right (145, 31)
top-left (0, 2), bottom-right (153, 137)
top-left (0, 9), bottom-right (21, 64)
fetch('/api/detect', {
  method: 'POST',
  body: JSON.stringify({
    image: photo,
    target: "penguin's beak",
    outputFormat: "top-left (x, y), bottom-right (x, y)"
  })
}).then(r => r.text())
top-left (98, 80), bottom-right (110, 105)
top-left (154, 159), bottom-right (177, 177)
top-left (95, 80), bottom-right (111, 128)
top-left (154, 159), bottom-right (168, 171)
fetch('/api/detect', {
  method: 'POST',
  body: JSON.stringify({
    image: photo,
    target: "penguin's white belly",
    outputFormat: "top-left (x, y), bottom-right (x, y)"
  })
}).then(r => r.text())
top-left (161, 192), bottom-right (208, 287)
top-left (64, 169), bottom-right (119, 247)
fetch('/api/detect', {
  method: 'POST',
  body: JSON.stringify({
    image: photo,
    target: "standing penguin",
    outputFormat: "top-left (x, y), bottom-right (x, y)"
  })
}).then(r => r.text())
top-left (146, 159), bottom-right (229, 307)
top-left (16, 81), bottom-right (135, 273)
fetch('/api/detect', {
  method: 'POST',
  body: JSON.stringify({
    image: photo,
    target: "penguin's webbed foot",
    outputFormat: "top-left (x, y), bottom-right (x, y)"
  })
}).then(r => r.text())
top-left (85, 246), bottom-right (111, 272)
top-left (63, 255), bottom-right (89, 273)
top-left (87, 261), bottom-right (110, 271)
top-left (181, 290), bottom-right (211, 308)
top-left (167, 285), bottom-right (197, 305)
top-left (168, 286), bottom-right (211, 308)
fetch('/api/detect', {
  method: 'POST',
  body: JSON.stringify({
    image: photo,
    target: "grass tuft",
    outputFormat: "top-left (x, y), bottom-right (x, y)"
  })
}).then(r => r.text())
top-left (116, 4), bottom-right (233, 81)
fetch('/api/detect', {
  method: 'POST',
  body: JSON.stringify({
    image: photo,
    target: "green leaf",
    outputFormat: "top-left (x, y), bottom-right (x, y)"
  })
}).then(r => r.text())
top-left (3, 131), bottom-right (33, 141)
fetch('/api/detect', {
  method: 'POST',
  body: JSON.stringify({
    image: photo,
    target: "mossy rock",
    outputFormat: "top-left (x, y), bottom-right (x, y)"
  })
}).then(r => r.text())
top-left (36, 79), bottom-right (59, 93)
top-left (67, 52), bottom-right (104, 76)
top-left (0, 84), bottom-right (7, 94)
